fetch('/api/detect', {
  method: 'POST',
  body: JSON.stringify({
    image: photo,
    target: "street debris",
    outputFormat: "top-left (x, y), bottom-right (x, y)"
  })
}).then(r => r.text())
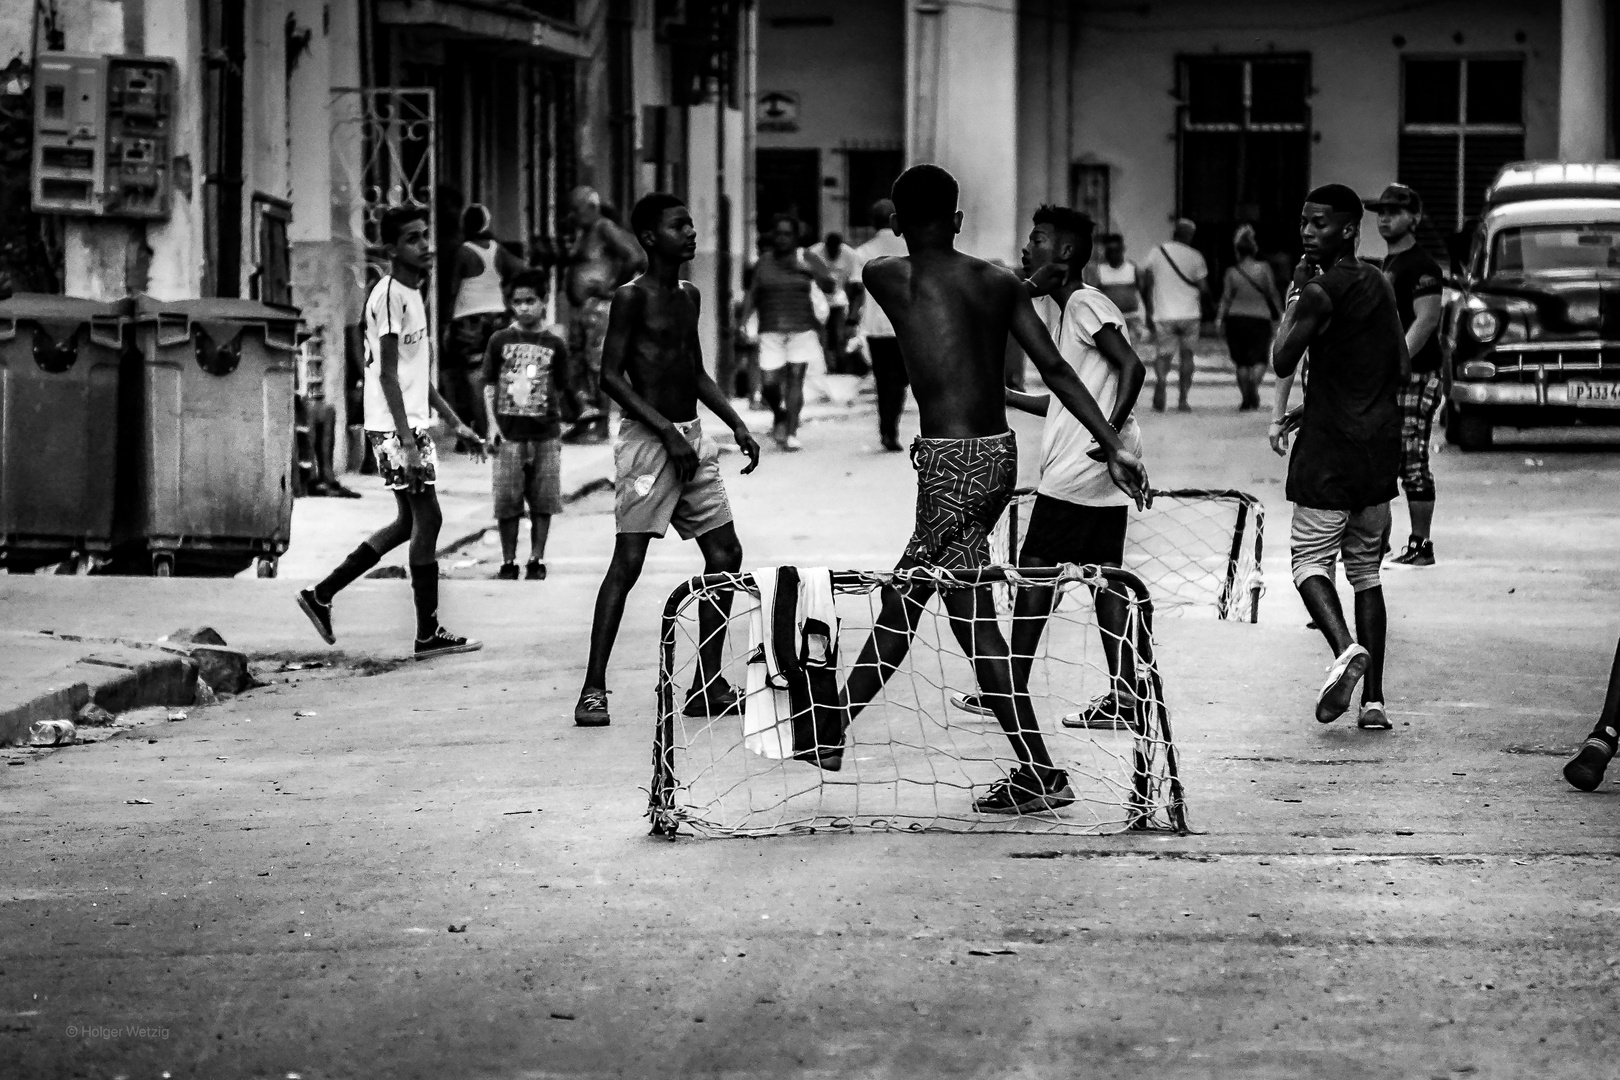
top-left (967, 947), bottom-right (1018, 956)
top-left (550, 1012), bottom-right (576, 1021)
top-left (28, 719), bottom-right (77, 747)
top-left (76, 703), bottom-right (116, 727)
top-left (193, 680), bottom-right (219, 706)
top-left (167, 708), bottom-right (187, 722)
top-left (448, 924), bottom-right (468, 933)
top-left (502, 808), bottom-right (543, 815)
top-left (294, 710), bottom-right (318, 718)
top-left (126, 798), bottom-right (152, 805)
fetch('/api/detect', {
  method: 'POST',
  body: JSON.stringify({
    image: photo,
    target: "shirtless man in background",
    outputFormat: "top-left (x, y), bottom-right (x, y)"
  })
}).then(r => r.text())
top-left (820, 164), bottom-right (1149, 816)
top-left (564, 186), bottom-right (647, 443)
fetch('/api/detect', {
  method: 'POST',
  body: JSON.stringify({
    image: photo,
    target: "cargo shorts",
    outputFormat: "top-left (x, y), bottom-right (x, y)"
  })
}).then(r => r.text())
top-left (614, 417), bottom-right (733, 540)
top-left (1290, 502), bottom-right (1391, 594)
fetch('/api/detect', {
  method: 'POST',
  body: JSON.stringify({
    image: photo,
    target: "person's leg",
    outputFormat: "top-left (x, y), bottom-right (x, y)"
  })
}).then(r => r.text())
top-left (783, 362), bottom-right (807, 438)
top-left (497, 518), bottom-right (520, 565)
top-left (870, 338), bottom-right (906, 447)
top-left (1008, 552), bottom-right (1057, 690)
top-left (582, 533), bottom-right (653, 691)
top-left (403, 486), bottom-right (445, 638)
top-left (825, 307), bottom-right (846, 371)
top-left (841, 578), bottom-right (933, 721)
top-left (1354, 587), bottom-right (1387, 703)
top-left (760, 367), bottom-right (786, 439)
top-left (1152, 334), bottom-right (1172, 411)
top-left (1567, 637), bottom-right (1620, 789)
top-left (1291, 506), bottom-right (1355, 655)
top-left (941, 585), bottom-right (1056, 776)
top-left (1177, 324), bottom-right (1197, 409)
top-left (529, 515), bottom-right (551, 564)
top-left (690, 523), bottom-right (744, 700)
top-left (525, 438), bottom-right (559, 570)
top-left (1398, 372), bottom-right (1442, 553)
top-left (1342, 503), bottom-right (1392, 708)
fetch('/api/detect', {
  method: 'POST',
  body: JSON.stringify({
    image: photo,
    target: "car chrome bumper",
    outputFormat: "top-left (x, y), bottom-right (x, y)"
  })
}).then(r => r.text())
top-left (1450, 382), bottom-right (1620, 407)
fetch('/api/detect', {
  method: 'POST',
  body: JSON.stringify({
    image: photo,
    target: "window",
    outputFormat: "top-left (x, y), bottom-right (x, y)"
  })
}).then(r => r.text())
top-left (1490, 224), bottom-right (1620, 276)
top-left (1176, 55), bottom-right (1311, 269)
top-left (1399, 57), bottom-right (1525, 241)
top-left (201, 0), bottom-right (244, 297)
top-left (249, 193), bottom-right (293, 307)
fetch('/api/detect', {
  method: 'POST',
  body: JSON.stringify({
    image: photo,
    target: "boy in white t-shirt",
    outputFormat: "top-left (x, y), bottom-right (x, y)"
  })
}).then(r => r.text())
top-left (956, 206), bottom-right (1149, 729)
top-left (297, 206), bottom-right (487, 659)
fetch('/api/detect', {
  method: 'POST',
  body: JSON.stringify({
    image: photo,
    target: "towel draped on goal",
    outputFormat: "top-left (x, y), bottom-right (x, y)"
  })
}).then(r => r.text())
top-left (743, 566), bottom-right (844, 759)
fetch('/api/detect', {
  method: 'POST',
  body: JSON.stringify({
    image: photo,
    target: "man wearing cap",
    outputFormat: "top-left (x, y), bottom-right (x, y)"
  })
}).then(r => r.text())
top-left (1271, 184), bottom-right (1409, 731)
top-left (1368, 183), bottom-right (1445, 567)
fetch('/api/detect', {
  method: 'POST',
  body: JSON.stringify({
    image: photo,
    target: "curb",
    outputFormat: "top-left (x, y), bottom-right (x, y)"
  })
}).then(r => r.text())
top-left (0, 650), bottom-right (199, 748)
top-left (434, 474), bottom-right (615, 560)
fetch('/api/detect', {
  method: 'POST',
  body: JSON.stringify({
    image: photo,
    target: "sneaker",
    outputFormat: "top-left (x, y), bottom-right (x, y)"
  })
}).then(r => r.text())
top-left (783, 435), bottom-right (803, 452)
top-left (949, 691), bottom-right (995, 716)
top-left (1565, 737), bottom-right (1615, 792)
top-left (1177, 400), bottom-right (1192, 413)
top-left (881, 437), bottom-right (903, 453)
top-left (525, 560), bottom-right (546, 581)
top-left (1061, 691), bottom-right (1139, 731)
top-left (1390, 537), bottom-right (1435, 567)
top-left (496, 562), bottom-right (519, 581)
top-left (575, 687), bottom-right (612, 727)
top-left (683, 677), bottom-right (742, 718)
top-left (1357, 701), bottom-right (1392, 730)
top-left (414, 626), bottom-right (483, 659)
top-left (1315, 643), bottom-right (1370, 724)
top-left (973, 768), bottom-right (1076, 815)
top-left (296, 588), bottom-right (335, 645)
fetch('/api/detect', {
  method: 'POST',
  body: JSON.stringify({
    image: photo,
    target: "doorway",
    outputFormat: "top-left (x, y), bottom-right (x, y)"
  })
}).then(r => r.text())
top-left (1177, 55), bottom-right (1310, 277)
top-left (755, 147), bottom-right (820, 242)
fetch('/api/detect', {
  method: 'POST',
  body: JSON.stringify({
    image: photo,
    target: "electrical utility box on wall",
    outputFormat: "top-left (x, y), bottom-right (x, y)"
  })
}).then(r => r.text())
top-left (32, 54), bottom-right (176, 220)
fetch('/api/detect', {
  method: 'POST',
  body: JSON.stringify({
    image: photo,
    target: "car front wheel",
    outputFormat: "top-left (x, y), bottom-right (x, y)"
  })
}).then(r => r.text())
top-left (1446, 403), bottom-right (1493, 451)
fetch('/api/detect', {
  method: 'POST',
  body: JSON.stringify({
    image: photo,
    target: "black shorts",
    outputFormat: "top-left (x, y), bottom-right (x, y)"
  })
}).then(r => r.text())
top-left (1019, 495), bottom-right (1128, 567)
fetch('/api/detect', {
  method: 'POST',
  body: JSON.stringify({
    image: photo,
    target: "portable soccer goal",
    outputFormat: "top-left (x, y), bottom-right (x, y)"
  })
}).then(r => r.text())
top-left (647, 564), bottom-right (1189, 839)
top-left (990, 487), bottom-right (1266, 622)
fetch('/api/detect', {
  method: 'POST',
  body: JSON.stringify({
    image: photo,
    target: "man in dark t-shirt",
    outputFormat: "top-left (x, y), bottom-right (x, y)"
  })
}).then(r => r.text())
top-left (481, 271), bottom-right (568, 580)
top-left (1369, 183), bottom-right (1445, 566)
top-left (1272, 184), bottom-right (1409, 731)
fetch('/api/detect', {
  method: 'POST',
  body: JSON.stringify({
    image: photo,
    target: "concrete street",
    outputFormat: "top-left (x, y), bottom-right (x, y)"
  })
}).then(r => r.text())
top-left (5, 379), bottom-right (1620, 1079)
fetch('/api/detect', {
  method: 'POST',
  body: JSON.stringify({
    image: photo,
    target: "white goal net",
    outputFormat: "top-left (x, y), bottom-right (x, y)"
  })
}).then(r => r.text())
top-left (990, 487), bottom-right (1265, 622)
top-left (647, 565), bottom-right (1188, 839)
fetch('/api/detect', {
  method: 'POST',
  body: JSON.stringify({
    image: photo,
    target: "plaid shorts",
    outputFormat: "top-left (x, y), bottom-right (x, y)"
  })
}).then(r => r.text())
top-left (492, 436), bottom-right (563, 519)
top-left (367, 428), bottom-right (438, 490)
top-left (1398, 371), bottom-right (1444, 501)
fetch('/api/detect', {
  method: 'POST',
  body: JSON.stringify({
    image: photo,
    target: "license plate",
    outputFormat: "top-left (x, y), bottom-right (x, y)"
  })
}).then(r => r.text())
top-left (1567, 381), bottom-right (1620, 406)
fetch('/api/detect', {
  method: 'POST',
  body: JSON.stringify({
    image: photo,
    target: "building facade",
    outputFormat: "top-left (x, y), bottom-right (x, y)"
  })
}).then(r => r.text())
top-left (756, 0), bottom-right (1613, 272)
top-left (2, 0), bottom-right (749, 468)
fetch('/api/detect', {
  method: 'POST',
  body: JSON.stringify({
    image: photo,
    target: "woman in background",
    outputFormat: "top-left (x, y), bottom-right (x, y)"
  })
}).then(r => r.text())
top-left (1217, 224), bottom-right (1283, 411)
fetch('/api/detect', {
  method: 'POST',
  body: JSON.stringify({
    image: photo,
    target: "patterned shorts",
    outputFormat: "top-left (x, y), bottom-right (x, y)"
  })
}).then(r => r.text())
top-left (903, 431), bottom-right (1017, 570)
top-left (367, 428), bottom-right (439, 490)
top-left (1398, 371), bottom-right (1444, 501)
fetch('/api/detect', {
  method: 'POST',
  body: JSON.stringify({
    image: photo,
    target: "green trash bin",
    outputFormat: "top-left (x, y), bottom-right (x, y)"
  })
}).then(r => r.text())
top-left (123, 297), bottom-right (300, 577)
top-left (0, 293), bottom-right (126, 573)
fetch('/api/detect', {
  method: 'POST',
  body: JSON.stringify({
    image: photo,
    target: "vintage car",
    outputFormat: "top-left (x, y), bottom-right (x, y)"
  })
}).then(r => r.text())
top-left (1444, 161), bottom-right (1620, 450)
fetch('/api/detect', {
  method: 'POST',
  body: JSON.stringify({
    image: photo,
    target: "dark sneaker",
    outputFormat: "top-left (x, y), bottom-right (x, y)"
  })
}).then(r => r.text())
top-left (496, 562), bottom-right (519, 581)
top-left (1565, 737), bottom-right (1614, 792)
top-left (1391, 537), bottom-right (1435, 567)
top-left (792, 742), bottom-right (844, 772)
top-left (683, 677), bottom-right (742, 718)
top-left (949, 692), bottom-right (995, 716)
top-left (1152, 387), bottom-right (1167, 412)
top-left (415, 627), bottom-right (483, 659)
top-left (1061, 692), bottom-right (1139, 731)
top-left (973, 768), bottom-right (1075, 815)
top-left (296, 588), bottom-right (335, 645)
top-left (575, 688), bottom-right (612, 727)
top-left (881, 437), bottom-right (903, 453)
top-left (1316, 643), bottom-right (1370, 724)
top-left (525, 560), bottom-right (546, 581)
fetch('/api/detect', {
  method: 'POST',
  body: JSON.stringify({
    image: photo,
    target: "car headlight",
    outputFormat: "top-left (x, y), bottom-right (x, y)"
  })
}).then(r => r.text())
top-left (1459, 360), bottom-right (1497, 379)
top-left (1467, 309), bottom-right (1504, 342)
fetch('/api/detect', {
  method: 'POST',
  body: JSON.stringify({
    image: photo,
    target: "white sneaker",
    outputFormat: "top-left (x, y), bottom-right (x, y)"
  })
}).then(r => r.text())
top-left (1357, 701), bottom-right (1391, 730)
top-left (784, 435), bottom-right (803, 451)
top-left (1315, 643), bottom-right (1370, 724)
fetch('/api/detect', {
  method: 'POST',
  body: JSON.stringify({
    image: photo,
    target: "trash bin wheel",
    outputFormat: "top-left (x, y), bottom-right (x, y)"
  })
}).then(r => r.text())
top-left (256, 556), bottom-right (279, 579)
top-left (153, 553), bottom-right (175, 577)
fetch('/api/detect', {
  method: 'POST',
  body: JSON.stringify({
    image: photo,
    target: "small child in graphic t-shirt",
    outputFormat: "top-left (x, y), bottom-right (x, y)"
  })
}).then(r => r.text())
top-left (482, 270), bottom-right (568, 580)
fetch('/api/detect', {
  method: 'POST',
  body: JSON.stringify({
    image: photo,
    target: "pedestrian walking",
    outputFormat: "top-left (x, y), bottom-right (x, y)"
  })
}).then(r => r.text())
top-left (1367, 183), bottom-right (1445, 567)
top-left (1084, 233), bottom-right (1149, 348)
top-left (446, 203), bottom-right (527, 441)
top-left (851, 199), bottom-right (911, 451)
top-left (810, 231), bottom-right (860, 373)
top-left (296, 206), bottom-right (486, 659)
top-left (481, 269), bottom-right (566, 582)
top-left (562, 186), bottom-right (647, 444)
top-left (1218, 224), bottom-right (1283, 411)
top-left (1269, 184), bottom-right (1408, 730)
top-left (1566, 638), bottom-right (1620, 791)
top-left (740, 214), bottom-right (834, 451)
top-left (1141, 219), bottom-right (1210, 412)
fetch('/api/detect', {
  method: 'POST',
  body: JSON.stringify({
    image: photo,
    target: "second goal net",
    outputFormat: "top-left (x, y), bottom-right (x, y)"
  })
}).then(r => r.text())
top-left (648, 565), bottom-right (1188, 839)
top-left (991, 487), bottom-right (1266, 622)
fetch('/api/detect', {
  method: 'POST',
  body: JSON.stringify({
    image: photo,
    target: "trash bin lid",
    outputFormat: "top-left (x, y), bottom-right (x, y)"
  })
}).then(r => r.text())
top-left (129, 296), bottom-right (301, 352)
top-left (0, 293), bottom-right (124, 350)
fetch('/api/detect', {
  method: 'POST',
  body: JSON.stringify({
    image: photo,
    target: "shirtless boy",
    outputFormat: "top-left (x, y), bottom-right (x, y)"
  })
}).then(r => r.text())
top-left (574, 193), bottom-right (762, 727)
top-left (823, 165), bottom-right (1149, 815)
top-left (564, 186), bottom-right (648, 443)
